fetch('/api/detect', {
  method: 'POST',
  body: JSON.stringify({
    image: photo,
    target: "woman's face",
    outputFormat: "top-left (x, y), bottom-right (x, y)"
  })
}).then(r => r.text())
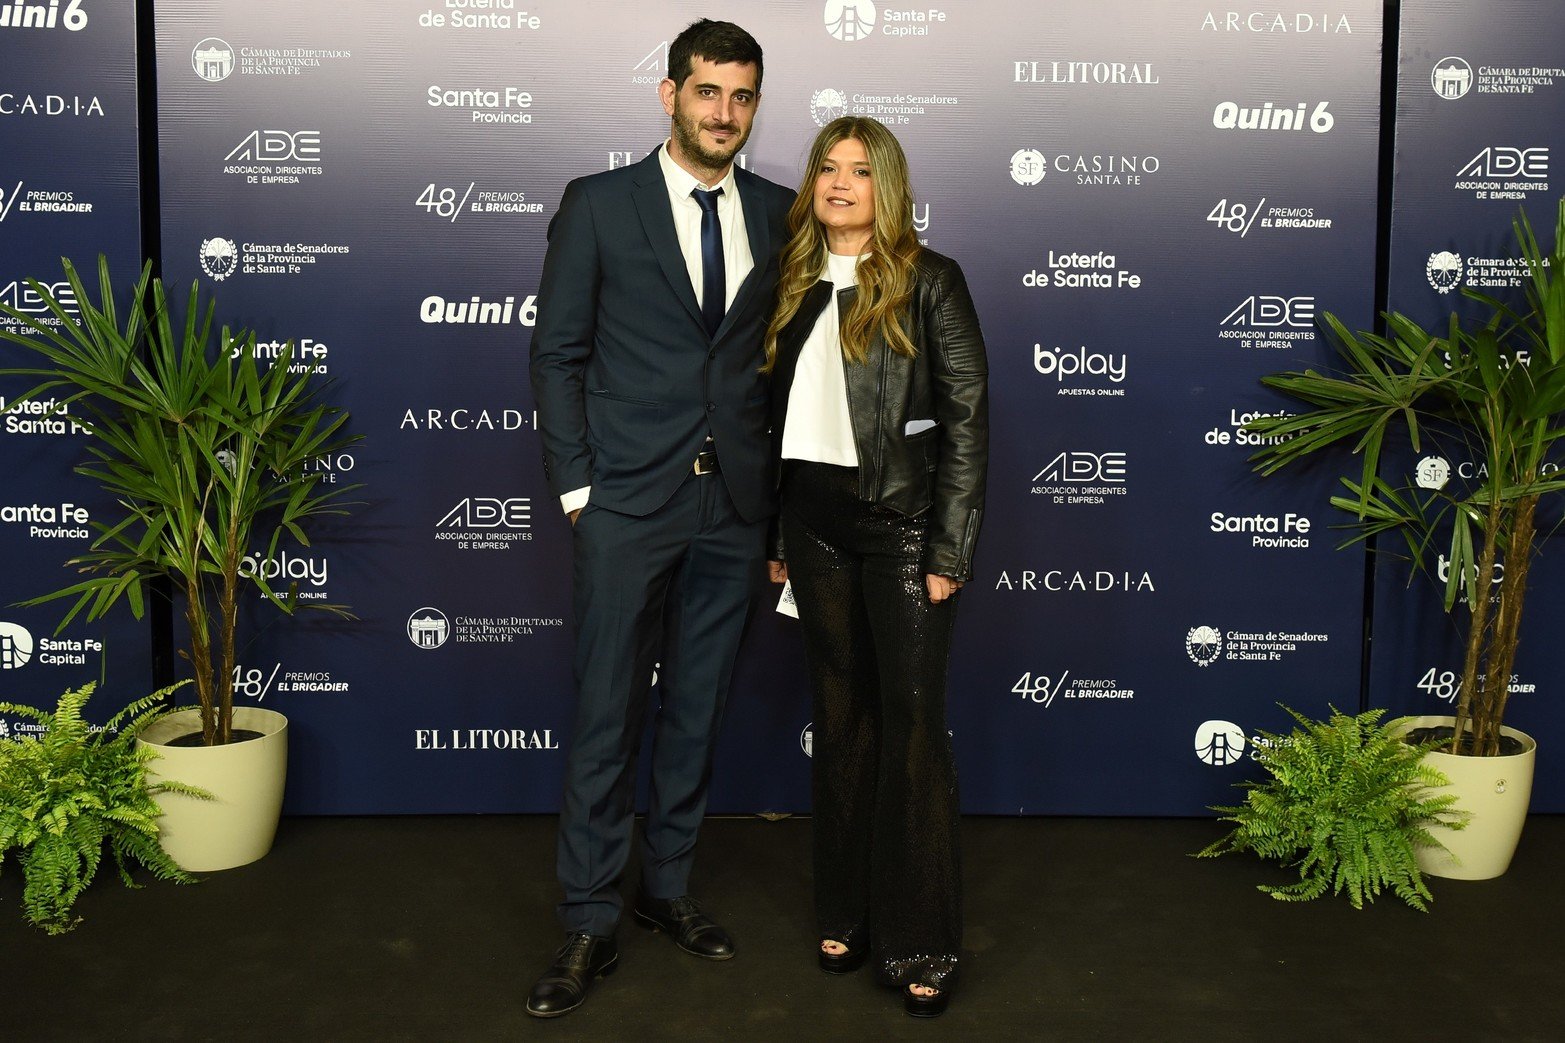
top-left (812, 137), bottom-right (875, 252)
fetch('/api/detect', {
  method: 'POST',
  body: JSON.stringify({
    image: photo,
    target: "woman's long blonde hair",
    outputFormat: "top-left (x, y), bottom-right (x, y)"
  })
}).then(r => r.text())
top-left (763, 117), bottom-right (922, 372)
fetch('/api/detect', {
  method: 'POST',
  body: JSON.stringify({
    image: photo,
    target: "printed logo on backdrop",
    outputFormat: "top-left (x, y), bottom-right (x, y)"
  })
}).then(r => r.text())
top-left (1030, 451), bottom-right (1127, 506)
top-left (1417, 666), bottom-right (1535, 706)
top-left (1185, 624), bottom-right (1328, 664)
top-left (0, 277), bottom-right (78, 331)
top-left (415, 3), bottom-right (541, 32)
top-left (192, 36), bottom-right (351, 82)
top-left (1022, 251), bottom-right (1144, 291)
top-left (1009, 149), bottom-right (1045, 186)
top-left (244, 336), bottom-right (331, 376)
top-left (1, 501), bottom-right (91, 539)
top-left (1212, 100), bottom-right (1334, 133)
top-left (800, 723), bottom-right (813, 757)
top-left (0, 93), bottom-right (103, 118)
top-left (1034, 344), bottom-right (1127, 397)
top-left (1209, 510), bottom-right (1312, 550)
top-left (1207, 198), bottom-right (1332, 236)
top-left (810, 88), bottom-right (849, 127)
top-left (809, 85), bottom-right (958, 128)
top-left (1195, 720), bottom-right (1247, 766)
top-left (1013, 60), bottom-right (1159, 85)
top-left (198, 238), bottom-right (237, 281)
top-left (1203, 406), bottom-right (1295, 450)
top-left (192, 38), bottom-right (235, 81)
top-left (1433, 57), bottom-right (1564, 99)
top-left (1010, 151), bottom-right (1160, 189)
top-left (992, 567), bottom-right (1154, 593)
top-left (234, 662), bottom-right (349, 700)
top-left (0, 0), bottom-right (88, 31)
top-left (630, 41), bottom-right (667, 86)
top-left (1011, 669), bottom-right (1134, 708)
top-left (223, 130), bottom-right (323, 185)
top-left (199, 237), bottom-right (350, 280)
top-left (0, 621), bottom-right (34, 668)
top-left (824, 0), bottom-right (876, 41)
top-left (240, 548), bottom-right (332, 601)
top-left (0, 180), bottom-right (95, 219)
top-left (608, 150), bottom-right (747, 171)
top-left (436, 497), bottom-right (534, 552)
top-left (398, 406), bottom-right (536, 432)
top-left (0, 620), bottom-right (102, 670)
top-left (1199, 12), bottom-right (1353, 35)
top-left (1415, 455), bottom-right (1451, 490)
top-left (415, 183), bottom-right (544, 222)
top-left (414, 727), bottom-right (559, 751)
top-left (1426, 249), bottom-right (1531, 294)
top-left (1185, 626), bottom-right (1222, 667)
top-left (295, 449), bottom-right (353, 485)
top-left (1218, 294), bottom-right (1317, 349)
top-left (419, 291), bottom-right (537, 326)
top-left (427, 85), bottom-right (535, 125)
top-left (407, 606), bottom-right (563, 648)
top-left (1, 394), bottom-right (86, 436)
top-left (1454, 147), bottom-right (1549, 202)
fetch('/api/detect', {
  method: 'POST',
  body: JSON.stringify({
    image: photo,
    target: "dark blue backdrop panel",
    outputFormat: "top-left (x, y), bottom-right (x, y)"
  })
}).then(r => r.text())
top-left (1380, 0), bottom-right (1565, 811)
top-left (145, 0), bottom-right (1381, 814)
top-left (0, 1), bottom-right (152, 726)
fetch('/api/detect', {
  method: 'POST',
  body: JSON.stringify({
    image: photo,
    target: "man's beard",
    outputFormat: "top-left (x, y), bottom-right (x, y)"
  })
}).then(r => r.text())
top-left (671, 99), bottom-right (746, 171)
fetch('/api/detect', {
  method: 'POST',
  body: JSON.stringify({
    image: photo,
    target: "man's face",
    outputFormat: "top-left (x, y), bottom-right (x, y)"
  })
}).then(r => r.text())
top-left (660, 56), bottom-right (760, 175)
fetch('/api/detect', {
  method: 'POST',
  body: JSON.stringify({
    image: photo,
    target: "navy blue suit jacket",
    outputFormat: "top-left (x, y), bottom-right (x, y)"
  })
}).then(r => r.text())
top-left (530, 149), bottom-right (795, 523)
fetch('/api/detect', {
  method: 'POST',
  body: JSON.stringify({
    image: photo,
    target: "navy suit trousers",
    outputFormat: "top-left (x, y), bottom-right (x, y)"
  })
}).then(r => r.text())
top-left (555, 469), bottom-right (766, 935)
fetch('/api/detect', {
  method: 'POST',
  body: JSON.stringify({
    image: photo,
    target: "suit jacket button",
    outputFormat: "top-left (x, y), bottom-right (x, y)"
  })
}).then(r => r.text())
top-left (707, 403), bottom-right (716, 412)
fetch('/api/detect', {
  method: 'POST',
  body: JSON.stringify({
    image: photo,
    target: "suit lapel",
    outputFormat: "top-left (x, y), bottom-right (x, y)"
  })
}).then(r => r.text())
top-left (715, 167), bottom-right (772, 340)
top-left (631, 150), bottom-right (705, 330)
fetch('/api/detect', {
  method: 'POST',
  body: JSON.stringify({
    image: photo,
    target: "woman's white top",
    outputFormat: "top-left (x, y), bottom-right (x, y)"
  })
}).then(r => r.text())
top-left (781, 251), bottom-right (865, 467)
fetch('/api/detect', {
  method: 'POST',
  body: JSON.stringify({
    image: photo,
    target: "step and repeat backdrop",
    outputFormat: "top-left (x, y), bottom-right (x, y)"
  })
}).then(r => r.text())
top-left (4, 1), bottom-right (1560, 815)
top-left (0, 4), bottom-right (153, 722)
top-left (1372, 0), bottom-right (1565, 801)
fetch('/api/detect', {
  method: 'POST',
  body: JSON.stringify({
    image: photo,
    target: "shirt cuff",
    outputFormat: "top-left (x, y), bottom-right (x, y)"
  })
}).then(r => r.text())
top-left (560, 486), bottom-right (590, 514)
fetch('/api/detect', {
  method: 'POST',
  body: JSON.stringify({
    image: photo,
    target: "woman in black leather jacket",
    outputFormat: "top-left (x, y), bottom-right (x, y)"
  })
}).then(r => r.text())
top-left (764, 116), bottom-right (988, 1019)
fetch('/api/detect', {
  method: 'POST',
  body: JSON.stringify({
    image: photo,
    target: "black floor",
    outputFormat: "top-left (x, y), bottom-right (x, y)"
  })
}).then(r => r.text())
top-left (2, 815), bottom-right (1561, 1041)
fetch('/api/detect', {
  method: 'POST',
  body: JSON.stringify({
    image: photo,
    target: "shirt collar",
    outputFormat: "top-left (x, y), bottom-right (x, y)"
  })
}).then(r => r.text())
top-left (658, 140), bottom-right (738, 200)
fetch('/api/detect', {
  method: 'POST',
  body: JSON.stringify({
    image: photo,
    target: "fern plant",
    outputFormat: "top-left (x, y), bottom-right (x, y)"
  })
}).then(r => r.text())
top-left (0, 682), bottom-right (208, 934)
top-left (1196, 706), bottom-right (1466, 910)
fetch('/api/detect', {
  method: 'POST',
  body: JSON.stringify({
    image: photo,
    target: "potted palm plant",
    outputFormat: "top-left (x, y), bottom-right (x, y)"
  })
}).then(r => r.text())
top-left (1245, 199), bottom-right (1565, 878)
top-left (0, 257), bottom-right (359, 871)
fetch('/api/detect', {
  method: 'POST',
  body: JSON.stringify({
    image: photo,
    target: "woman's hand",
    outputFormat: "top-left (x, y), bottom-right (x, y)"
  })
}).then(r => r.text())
top-left (925, 574), bottom-right (962, 603)
top-left (769, 560), bottom-right (789, 584)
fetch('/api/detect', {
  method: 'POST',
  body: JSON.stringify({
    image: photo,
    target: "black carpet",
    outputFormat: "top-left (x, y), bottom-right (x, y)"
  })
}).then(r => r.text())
top-left (2, 815), bottom-right (1560, 1041)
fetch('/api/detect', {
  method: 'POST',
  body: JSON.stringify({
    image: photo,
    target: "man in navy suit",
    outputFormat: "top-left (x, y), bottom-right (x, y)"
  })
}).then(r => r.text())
top-left (525, 19), bottom-right (794, 1018)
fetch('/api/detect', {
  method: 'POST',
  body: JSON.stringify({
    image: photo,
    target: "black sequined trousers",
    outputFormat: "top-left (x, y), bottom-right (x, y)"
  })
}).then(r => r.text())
top-left (780, 461), bottom-right (961, 993)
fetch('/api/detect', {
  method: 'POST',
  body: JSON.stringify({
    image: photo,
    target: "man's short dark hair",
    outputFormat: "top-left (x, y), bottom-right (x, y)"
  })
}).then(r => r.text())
top-left (667, 19), bottom-right (763, 92)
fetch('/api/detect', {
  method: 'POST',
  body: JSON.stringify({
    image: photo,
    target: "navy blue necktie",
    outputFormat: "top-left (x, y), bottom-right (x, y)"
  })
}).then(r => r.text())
top-left (692, 187), bottom-right (725, 336)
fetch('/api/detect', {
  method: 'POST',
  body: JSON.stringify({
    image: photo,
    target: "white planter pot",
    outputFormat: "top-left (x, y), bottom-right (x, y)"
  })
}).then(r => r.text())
top-left (136, 707), bottom-right (288, 872)
top-left (1403, 715), bottom-right (1536, 881)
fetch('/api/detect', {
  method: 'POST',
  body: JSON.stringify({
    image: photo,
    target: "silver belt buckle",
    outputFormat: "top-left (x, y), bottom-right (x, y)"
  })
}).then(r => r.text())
top-left (694, 449), bottom-right (718, 475)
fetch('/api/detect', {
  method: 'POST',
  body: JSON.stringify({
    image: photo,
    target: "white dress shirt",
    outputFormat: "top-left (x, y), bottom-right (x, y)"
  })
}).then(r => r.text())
top-left (560, 142), bottom-right (753, 514)
top-left (781, 251), bottom-right (863, 467)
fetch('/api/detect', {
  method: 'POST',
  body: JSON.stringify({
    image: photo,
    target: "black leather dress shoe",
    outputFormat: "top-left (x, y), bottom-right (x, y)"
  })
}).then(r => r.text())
top-left (525, 932), bottom-right (618, 1018)
top-left (631, 894), bottom-right (736, 960)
